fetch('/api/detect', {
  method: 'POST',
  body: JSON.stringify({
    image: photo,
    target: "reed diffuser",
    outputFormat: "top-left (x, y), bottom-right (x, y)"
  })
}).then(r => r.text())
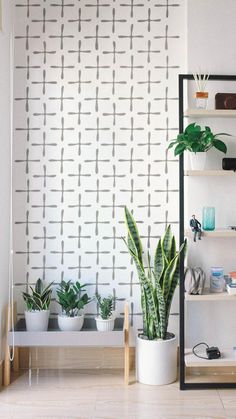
top-left (193, 71), bottom-right (210, 109)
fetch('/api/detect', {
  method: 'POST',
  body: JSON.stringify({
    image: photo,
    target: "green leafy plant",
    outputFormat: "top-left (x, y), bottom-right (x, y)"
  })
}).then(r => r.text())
top-left (168, 122), bottom-right (229, 156)
top-left (56, 280), bottom-right (91, 317)
top-left (22, 278), bottom-right (53, 311)
top-left (123, 207), bottom-right (186, 340)
top-left (95, 294), bottom-right (115, 319)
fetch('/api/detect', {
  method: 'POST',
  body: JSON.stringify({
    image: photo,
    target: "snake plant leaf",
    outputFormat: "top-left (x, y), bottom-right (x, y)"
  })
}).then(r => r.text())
top-left (154, 273), bottom-right (166, 339)
top-left (124, 207), bottom-right (143, 264)
top-left (162, 251), bottom-right (181, 303)
top-left (140, 285), bottom-right (148, 337)
top-left (154, 238), bottom-right (165, 283)
top-left (165, 240), bottom-right (187, 320)
top-left (161, 225), bottom-right (172, 263)
top-left (170, 236), bottom-right (176, 261)
top-left (129, 248), bottom-right (159, 335)
top-left (147, 251), bottom-right (152, 281)
top-left (35, 278), bottom-right (43, 294)
top-left (127, 234), bottom-right (138, 258)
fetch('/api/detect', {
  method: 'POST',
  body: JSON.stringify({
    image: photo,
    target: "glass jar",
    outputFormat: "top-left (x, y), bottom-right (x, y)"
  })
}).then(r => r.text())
top-left (195, 91), bottom-right (208, 109)
top-left (202, 207), bottom-right (215, 231)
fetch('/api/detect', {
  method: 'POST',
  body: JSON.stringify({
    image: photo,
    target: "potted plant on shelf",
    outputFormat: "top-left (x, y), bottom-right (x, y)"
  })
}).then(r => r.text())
top-left (168, 122), bottom-right (229, 170)
top-left (22, 278), bottom-right (53, 331)
top-left (123, 207), bottom-right (186, 385)
top-left (56, 280), bottom-right (90, 331)
top-left (95, 294), bottom-right (116, 331)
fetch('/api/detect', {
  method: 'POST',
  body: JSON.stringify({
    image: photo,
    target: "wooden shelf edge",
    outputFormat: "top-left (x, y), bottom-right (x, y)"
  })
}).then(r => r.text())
top-left (185, 229), bottom-right (236, 238)
top-left (184, 109), bottom-right (236, 118)
top-left (185, 348), bottom-right (236, 367)
top-left (185, 290), bottom-right (236, 301)
top-left (184, 170), bottom-right (235, 177)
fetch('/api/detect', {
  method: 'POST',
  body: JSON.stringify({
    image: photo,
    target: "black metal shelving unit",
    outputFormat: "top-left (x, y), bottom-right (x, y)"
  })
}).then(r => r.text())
top-left (179, 74), bottom-right (236, 390)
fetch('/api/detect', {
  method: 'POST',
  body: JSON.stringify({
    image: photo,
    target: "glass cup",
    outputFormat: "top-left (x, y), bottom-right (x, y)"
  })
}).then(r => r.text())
top-left (195, 91), bottom-right (208, 109)
top-left (202, 207), bottom-right (215, 231)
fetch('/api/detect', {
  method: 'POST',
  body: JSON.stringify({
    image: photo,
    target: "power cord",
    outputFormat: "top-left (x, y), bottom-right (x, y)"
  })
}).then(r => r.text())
top-left (192, 342), bottom-right (221, 360)
top-left (192, 342), bottom-right (210, 360)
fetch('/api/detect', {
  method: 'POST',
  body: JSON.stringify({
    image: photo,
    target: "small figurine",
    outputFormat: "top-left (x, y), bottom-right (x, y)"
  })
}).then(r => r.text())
top-left (190, 214), bottom-right (202, 242)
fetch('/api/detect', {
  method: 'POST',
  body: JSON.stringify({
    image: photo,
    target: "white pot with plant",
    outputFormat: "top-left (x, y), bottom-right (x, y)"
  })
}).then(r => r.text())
top-left (22, 278), bottom-right (53, 331)
top-left (124, 207), bottom-right (186, 386)
top-left (56, 280), bottom-right (91, 331)
top-left (95, 294), bottom-right (116, 331)
top-left (168, 122), bottom-right (229, 170)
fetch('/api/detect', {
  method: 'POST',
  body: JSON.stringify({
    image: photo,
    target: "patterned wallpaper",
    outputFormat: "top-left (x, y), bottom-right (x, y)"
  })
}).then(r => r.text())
top-left (13, 0), bottom-right (185, 327)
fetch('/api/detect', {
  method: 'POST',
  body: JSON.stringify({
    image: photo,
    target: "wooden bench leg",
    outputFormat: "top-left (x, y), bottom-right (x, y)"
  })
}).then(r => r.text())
top-left (13, 347), bottom-right (19, 373)
top-left (3, 305), bottom-right (11, 386)
top-left (3, 348), bottom-right (11, 386)
top-left (124, 303), bottom-right (130, 385)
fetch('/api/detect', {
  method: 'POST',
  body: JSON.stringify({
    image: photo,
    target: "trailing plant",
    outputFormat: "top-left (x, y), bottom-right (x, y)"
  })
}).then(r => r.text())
top-left (95, 294), bottom-right (115, 320)
top-left (123, 207), bottom-right (186, 340)
top-left (56, 280), bottom-right (90, 317)
top-left (168, 122), bottom-right (229, 156)
top-left (22, 278), bottom-right (53, 311)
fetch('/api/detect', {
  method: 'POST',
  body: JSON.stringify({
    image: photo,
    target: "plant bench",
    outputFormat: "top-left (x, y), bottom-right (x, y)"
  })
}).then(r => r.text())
top-left (4, 303), bottom-right (130, 386)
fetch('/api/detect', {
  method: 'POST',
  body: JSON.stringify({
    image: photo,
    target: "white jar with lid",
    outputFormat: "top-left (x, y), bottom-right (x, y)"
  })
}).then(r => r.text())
top-left (210, 267), bottom-right (225, 293)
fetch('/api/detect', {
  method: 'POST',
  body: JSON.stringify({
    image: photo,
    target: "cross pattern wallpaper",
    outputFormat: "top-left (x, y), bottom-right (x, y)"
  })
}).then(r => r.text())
top-left (13, 0), bottom-right (185, 327)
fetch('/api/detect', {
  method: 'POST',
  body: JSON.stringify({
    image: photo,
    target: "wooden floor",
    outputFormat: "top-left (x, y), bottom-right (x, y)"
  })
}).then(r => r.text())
top-left (1, 370), bottom-right (236, 418)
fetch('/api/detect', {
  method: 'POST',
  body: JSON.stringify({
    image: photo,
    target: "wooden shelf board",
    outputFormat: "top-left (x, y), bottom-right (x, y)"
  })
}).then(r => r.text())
top-left (185, 170), bottom-right (235, 177)
top-left (185, 289), bottom-right (235, 301)
top-left (185, 348), bottom-right (236, 367)
top-left (185, 229), bottom-right (236, 238)
top-left (8, 318), bottom-right (125, 347)
top-left (184, 109), bottom-right (236, 118)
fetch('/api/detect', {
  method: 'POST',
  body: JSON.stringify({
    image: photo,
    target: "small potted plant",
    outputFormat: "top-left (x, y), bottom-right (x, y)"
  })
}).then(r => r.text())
top-left (168, 122), bottom-right (229, 170)
top-left (95, 294), bottom-right (116, 332)
top-left (22, 278), bottom-right (53, 331)
top-left (56, 280), bottom-right (90, 331)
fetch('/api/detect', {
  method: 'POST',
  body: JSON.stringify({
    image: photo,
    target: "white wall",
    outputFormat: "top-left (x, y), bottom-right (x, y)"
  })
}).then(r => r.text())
top-left (188, 0), bottom-right (236, 74)
top-left (0, 0), bottom-right (12, 359)
top-left (12, 0), bottom-right (186, 338)
top-left (186, 0), bottom-right (236, 348)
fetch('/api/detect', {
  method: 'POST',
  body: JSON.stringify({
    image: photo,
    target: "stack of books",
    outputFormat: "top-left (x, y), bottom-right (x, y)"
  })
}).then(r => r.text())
top-left (226, 284), bottom-right (236, 295)
top-left (227, 271), bottom-right (236, 295)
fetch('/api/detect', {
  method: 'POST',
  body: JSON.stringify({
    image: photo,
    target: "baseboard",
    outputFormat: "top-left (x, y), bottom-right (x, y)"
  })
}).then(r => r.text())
top-left (19, 347), bottom-right (135, 370)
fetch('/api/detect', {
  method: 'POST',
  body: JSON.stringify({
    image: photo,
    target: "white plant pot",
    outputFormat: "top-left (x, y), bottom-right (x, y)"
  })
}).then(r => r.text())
top-left (58, 314), bottom-right (84, 331)
top-left (136, 333), bottom-right (177, 385)
top-left (95, 317), bottom-right (115, 332)
top-left (189, 151), bottom-right (207, 170)
top-left (25, 310), bottom-right (50, 332)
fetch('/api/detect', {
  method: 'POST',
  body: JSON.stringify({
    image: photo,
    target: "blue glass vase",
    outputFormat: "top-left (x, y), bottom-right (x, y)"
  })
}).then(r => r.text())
top-left (202, 207), bottom-right (215, 231)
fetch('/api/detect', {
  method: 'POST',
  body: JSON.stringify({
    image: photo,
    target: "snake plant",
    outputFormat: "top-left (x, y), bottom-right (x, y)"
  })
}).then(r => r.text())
top-left (22, 278), bottom-right (53, 311)
top-left (124, 207), bottom-right (186, 340)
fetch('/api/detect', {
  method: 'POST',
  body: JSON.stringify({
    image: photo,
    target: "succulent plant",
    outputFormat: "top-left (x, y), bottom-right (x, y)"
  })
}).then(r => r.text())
top-left (56, 280), bottom-right (90, 317)
top-left (22, 278), bottom-right (53, 311)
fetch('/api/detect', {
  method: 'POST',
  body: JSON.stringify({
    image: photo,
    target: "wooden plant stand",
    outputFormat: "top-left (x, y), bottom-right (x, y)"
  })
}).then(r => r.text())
top-left (4, 302), bottom-right (131, 386)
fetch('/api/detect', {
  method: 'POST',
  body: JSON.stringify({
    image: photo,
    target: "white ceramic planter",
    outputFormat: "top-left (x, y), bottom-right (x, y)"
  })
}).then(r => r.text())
top-left (95, 317), bottom-right (115, 332)
top-left (58, 314), bottom-right (84, 331)
top-left (136, 333), bottom-right (177, 385)
top-left (189, 151), bottom-right (207, 170)
top-left (25, 310), bottom-right (50, 332)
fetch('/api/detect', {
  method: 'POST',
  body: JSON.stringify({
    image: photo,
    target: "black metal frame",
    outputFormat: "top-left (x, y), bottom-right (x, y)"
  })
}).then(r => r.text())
top-left (179, 74), bottom-right (236, 390)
